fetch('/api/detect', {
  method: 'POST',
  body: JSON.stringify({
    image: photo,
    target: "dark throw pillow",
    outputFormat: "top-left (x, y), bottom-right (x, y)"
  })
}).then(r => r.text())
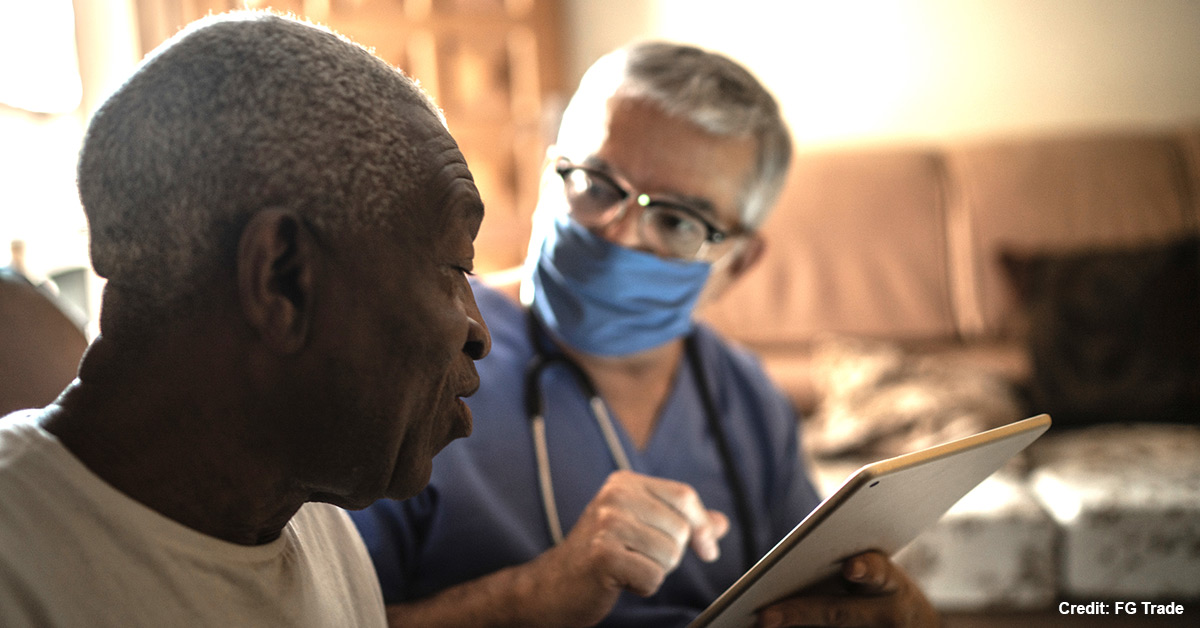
top-left (1001, 235), bottom-right (1200, 427)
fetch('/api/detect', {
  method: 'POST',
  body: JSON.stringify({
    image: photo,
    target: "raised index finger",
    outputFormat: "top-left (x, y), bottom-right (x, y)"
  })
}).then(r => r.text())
top-left (639, 473), bottom-right (712, 530)
top-left (638, 473), bottom-right (727, 561)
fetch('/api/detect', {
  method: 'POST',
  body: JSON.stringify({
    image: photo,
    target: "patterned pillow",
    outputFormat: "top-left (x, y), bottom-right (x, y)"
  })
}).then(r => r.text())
top-left (1000, 235), bottom-right (1200, 427)
top-left (805, 336), bottom-right (1023, 459)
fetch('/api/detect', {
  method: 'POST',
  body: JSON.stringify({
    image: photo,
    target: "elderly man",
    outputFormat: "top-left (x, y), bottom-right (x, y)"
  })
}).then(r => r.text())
top-left (351, 42), bottom-right (937, 627)
top-left (0, 12), bottom-right (490, 627)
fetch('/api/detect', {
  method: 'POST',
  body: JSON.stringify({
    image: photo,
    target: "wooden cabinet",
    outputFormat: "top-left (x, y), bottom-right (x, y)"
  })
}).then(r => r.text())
top-left (134, 0), bottom-right (564, 272)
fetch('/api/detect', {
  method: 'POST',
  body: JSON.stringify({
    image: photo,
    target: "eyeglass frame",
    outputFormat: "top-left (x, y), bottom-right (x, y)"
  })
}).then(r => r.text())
top-left (553, 157), bottom-right (750, 261)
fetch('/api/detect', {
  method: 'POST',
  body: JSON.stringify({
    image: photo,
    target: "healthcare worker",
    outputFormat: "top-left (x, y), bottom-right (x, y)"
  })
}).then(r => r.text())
top-left (350, 41), bottom-right (939, 628)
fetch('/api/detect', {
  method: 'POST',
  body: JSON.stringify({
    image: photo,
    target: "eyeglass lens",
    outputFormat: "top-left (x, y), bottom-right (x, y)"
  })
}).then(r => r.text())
top-left (560, 166), bottom-right (715, 260)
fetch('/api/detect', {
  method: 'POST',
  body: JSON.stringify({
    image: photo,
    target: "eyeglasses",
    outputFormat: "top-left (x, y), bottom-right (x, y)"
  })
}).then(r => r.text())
top-left (554, 157), bottom-right (743, 261)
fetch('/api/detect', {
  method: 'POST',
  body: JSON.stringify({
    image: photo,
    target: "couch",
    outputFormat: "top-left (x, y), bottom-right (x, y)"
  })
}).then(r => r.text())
top-left (693, 127), bottom-right (1200, 610)
top-left (0, 270), bottom-right (88, 416)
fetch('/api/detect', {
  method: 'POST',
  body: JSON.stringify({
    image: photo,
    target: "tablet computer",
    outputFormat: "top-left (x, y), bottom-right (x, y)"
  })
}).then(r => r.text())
top-left (689, 413), bottom-right (1052, 628)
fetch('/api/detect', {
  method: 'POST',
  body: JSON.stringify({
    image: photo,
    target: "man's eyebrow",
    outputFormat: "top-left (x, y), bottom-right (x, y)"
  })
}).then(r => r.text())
top-left (465, 196), bottom-right (485, 223)
top-left (580, 155), bottom-right (612, 172)
top-left (439, 160), bottom-right (485, 224)
top-left (458, 192), bottom-right (485, 238)
top-left (660, 193), bottom-right (718, 219)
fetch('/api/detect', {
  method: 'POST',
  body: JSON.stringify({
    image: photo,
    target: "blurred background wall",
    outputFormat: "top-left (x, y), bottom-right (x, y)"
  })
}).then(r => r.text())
top-left (563, 0), bottom-right (1200, 149)
top-left (3, 0), bottom-right (1200, 336)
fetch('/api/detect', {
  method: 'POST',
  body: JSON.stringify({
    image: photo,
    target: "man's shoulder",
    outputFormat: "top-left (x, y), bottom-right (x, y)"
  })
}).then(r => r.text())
top-left (691, 323), bottom-right (768, 377)
top-left (0, 410), bottom-right (50, 471)
top-left (690, 323), bottom-right (795, 414)
top-left (292, 502), bottom-right (362, 543)
top-left (0, 413), bottom-right (84, 596)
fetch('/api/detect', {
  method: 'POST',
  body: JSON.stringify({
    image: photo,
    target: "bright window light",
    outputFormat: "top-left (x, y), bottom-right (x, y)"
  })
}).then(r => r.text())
top-left (0, 0), bottom-right (82, 114)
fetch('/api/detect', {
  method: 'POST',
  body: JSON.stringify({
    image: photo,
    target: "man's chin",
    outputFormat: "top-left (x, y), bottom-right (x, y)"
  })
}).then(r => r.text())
top-left (309, 491), bottom-right (361, 509)
top-left (382, 457), bottom-right (435, 502)
top-left (310, 460), bottom-right (433, 510)
top-left (451, 399), bottom-right (474, 442)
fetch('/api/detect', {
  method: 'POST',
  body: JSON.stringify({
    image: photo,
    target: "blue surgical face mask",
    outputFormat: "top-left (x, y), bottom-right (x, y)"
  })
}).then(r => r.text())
top-left (526, 213), bottom-right (711, 356)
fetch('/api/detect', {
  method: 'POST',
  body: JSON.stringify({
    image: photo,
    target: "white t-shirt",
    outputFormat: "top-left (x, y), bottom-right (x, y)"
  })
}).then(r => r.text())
top-left (0, 411), bottom-right (386, 627)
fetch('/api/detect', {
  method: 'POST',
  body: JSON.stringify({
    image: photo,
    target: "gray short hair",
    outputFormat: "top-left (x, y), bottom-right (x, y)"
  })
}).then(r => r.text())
top-left (557, 41), bottom-right (792, 229)
top-left (78, 11), bottom-right (442, 331)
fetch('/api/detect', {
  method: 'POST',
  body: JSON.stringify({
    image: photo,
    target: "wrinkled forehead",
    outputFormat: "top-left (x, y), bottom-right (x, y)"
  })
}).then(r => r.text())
top-left (341, 106), bottom-right (472, 247)
top-left (406, 118), bottom-right (481, 226)
top-left (399, 107), bottom-right (469, 192)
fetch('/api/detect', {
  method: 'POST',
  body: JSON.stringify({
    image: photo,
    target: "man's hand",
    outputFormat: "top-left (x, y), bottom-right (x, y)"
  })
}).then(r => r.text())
top-left (384, 470), bottom-right (727, 628)
top-left (755, 551), bottom-right (940, 627)
top-left (526, 470), bottom-right (729, 626)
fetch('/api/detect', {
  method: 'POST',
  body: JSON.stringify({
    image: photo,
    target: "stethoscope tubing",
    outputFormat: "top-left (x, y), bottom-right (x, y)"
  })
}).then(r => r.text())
top-left (523, 313), bottom-right (758, 572)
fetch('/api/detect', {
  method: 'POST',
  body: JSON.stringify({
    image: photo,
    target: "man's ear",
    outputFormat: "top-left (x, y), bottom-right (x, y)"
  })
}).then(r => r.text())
top-left (538, 145), bottom-right (560, 183)
top-left (237, 209), bottom-right (316, 354)
top-left (701, 233), bottom-right (767, 305)
top-left (726, 232), bottom-right (766, 281)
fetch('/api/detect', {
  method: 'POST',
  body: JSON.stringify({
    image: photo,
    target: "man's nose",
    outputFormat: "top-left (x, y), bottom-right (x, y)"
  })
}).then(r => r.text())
top-left (462, 295), bottom-right (491, 361)
top-left (597, 201), bottom-right (647, 252)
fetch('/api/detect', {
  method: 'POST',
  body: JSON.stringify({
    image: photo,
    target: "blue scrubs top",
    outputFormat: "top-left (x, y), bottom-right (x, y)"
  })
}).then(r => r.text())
top-left (350, 281), bottom-right (821, 627)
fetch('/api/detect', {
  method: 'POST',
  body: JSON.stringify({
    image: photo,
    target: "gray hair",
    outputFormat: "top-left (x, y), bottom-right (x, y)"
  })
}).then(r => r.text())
top-left (557, 41), bottom-right (792, 229)
top-left (78, 11), bottom-right (442, 333)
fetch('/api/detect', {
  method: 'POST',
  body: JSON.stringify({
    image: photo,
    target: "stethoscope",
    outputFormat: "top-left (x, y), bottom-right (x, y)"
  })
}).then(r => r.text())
top-left (523, 313), bottom-right (759, 573)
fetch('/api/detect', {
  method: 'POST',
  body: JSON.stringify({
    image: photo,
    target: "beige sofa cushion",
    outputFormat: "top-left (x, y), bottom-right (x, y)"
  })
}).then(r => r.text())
top-left (0, 274), bottom-right (87, 416)
top-left (701, 148), bottom-right (956, 345)
top-left (1180, 125), bottom-right (1200, 225)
